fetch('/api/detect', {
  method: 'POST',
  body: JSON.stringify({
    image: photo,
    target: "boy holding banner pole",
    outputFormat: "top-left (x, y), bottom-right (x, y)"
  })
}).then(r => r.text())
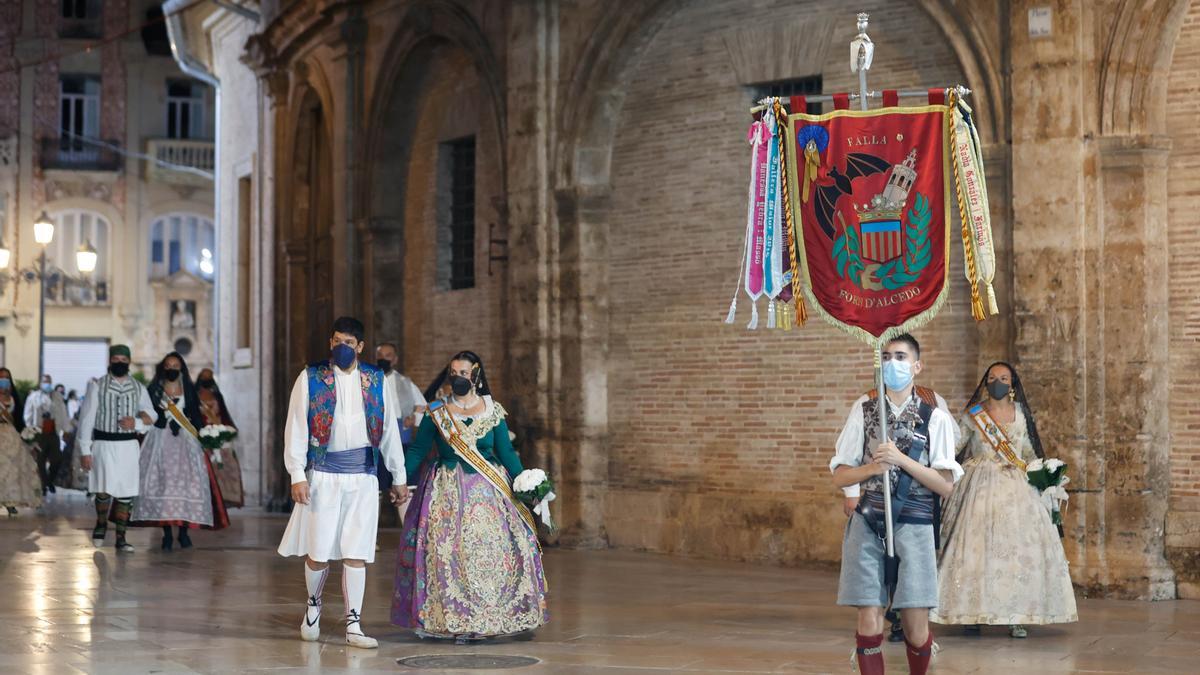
top-left (830, 334), bottom-right (961, 674)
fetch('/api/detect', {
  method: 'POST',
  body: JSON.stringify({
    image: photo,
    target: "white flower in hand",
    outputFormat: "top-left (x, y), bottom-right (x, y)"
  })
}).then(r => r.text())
top-left (1026, 458), bottom-right (1045, 473)
top-left (1045, 458), bottom-right (1065, 472)
top-left (513, 468), bottom-right (547, 493)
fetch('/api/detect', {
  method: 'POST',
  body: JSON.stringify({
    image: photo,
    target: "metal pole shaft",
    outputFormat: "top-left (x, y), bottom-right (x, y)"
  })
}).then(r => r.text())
top-left (38, 252), bottom-right (45, 380)
top-left (855, 13), bottom-right (896, 559)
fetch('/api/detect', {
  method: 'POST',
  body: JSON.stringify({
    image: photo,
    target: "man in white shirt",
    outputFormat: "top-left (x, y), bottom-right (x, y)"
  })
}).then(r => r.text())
top-left (24, 374), bottom-right (71, 495)
top-left (276, 317), bottom-right (408, 649)
top-left (829, 334), bottom-right (962, 675)
top-left (372, 342), bottom-right (426, 496)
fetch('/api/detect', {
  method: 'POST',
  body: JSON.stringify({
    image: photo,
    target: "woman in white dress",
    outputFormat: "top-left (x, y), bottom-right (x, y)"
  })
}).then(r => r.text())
top-left (932, 362), bottom-right (1077, 637)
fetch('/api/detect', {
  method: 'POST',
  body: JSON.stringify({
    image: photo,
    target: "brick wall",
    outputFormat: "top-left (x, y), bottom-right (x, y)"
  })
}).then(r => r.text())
top-left (1166, 0), bottom-right (1200, 593)
top-left (0, 0), bottom-right (19, 138)
top-left (400, 44), bottom-right (508, 402)
top-left (602, 0), bottom-right (980, 564)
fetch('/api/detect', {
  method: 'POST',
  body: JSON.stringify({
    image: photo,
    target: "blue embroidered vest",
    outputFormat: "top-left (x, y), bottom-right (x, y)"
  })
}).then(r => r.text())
top-left (305, 361), bottom-right (386, 465)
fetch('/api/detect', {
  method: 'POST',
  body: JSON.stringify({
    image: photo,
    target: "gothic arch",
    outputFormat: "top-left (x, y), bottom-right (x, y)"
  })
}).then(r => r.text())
top-left (1099, 0), bottom-right (1191, 136)
top-left (359, 0), bottom-right (508, 367)
top-left (364, 0), bottom-right (507, 205)
top-left (556, 0), bottom-right (1008, 189)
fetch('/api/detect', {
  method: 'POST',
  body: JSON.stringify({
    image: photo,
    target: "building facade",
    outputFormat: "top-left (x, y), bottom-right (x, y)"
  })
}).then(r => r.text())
top-left (173, 0), bottom-right (1200, 600)
top-left (0, 0), bottom-right (216, 395)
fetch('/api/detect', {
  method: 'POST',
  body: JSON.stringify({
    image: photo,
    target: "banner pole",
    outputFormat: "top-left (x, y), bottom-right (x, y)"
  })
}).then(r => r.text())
top-left (852, 10), bottom-right (896, 561)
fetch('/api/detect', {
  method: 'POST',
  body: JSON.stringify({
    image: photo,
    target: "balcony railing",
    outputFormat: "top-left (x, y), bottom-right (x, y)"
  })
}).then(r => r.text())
top-left (146, 138), bottom-right (215, 186)
top-left (43, 272), bottom-right (109, 307)
top-left (40, 137), bottom-right (122, 172)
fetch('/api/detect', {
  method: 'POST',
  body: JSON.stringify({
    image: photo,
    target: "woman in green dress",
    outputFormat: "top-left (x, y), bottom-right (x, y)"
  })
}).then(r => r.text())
top-left (391, 351), bottom-right (548, 642)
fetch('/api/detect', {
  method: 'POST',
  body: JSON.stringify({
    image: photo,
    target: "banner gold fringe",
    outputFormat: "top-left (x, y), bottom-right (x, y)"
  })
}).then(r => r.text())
top-left (775, 100), bottom-right (806, 328)
top-left (781, 103), bottom-right (955, 349)
top-left (947, 90), bottom-right (985, 322)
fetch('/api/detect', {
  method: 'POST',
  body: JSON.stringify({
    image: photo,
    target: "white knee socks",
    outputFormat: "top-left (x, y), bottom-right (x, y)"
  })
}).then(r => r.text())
top-left (342, 565), bottom-right (377, 648)
top-left (300, 564), bottom-right (328, 641)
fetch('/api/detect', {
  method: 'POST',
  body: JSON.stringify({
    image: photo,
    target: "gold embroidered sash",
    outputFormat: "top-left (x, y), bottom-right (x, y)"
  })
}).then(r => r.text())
top-left (428, 400), bottom-right (539, 540)
top-left (163, 397), bottom-right (200, 440)
top-left (967, 403), bottom-right (1025, 471)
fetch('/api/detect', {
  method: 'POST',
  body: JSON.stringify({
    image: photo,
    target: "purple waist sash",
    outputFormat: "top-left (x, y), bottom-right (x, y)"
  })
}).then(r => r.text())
top-left (311, 447), bottom-right (376, 475)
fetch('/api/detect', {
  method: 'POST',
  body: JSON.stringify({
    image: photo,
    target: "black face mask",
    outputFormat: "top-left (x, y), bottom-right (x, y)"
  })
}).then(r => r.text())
top-left (164, 369), bottom-right (182, 382)
top-left (449, 375), bottom-right (473, 397)
top-left (987, 380), bottom-right (1011, 401)
top-left (197, 379), bottom-right (215, 389)
top-left (376, 359), bottom-right (392, 374)
top-left (109, 363), bottom-right (130, 378)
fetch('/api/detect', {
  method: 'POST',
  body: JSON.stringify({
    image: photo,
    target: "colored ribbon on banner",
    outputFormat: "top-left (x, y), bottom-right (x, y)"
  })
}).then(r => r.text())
top-left (950, 93), bottom-right (997, 317)
top-left (727, 118), bottom-right (770, 328)
top-left (762, 112), bottom-right (785, 327)
top-left (947, 89), bottom-right (996, 320)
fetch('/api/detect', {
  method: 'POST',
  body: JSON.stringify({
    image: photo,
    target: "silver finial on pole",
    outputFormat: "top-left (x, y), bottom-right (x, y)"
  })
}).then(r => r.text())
top-left (851, 12), bottom-right (874, 75)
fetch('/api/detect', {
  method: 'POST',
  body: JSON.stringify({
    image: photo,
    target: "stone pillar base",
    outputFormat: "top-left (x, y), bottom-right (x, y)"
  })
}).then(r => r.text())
top-left (1076, 563), bottom-right (1176, 601)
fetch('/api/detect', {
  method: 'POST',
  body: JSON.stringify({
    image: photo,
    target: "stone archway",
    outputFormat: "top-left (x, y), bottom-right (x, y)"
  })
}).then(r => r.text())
top-left (550, 0), bottom-right (1008, 558)
top-left (361, 7), bottom-right (510, 399)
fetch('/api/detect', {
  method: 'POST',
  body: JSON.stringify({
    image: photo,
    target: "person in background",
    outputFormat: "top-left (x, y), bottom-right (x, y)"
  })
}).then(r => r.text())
top-left (66, 390), bottom-right (81, 420)
top-left (78, 345), bottom-right (157, 552)
top-left (24, 374), bottom-right (71, 495)
top-left (130, 353), bottom-right (229, 550)
top-left (195, 368), bottom-right (244, 508)
top-left (931, 362), bottom-right (1077, 637)
top-left (373, 342), bottom-right (427, 505)
top-left (0, 367), bottom-right (40, 515)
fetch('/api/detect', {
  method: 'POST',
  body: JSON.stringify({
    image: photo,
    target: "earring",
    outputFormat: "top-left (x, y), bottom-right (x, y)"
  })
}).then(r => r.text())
top-left (1008, 388), bottom-right (1016, 402)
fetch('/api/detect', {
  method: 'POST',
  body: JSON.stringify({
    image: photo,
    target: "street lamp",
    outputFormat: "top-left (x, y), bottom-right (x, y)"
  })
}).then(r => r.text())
top-left (76, 240), bottom-right (98, 274)
top-left (0, 212), bottom-right (100, 379)
top-left (33, 211), bottom-right (54, 245)
top-left (33, 211), bottom-right (54, 379)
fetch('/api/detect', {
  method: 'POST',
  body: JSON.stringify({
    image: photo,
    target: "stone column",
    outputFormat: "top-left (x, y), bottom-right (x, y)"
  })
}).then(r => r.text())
top-left (1090, 135), bottom-right (1175, 599)
top-left (1010, 0), bottom-right (1174, 598)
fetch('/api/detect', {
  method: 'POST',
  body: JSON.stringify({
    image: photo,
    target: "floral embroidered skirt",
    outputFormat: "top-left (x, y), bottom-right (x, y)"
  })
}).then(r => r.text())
top-left (130, 427), bottom-right (229, 529)
top-left (0, 425), bottom-right (41, 507)
top-left (392, 464), bottom-right (548, 637)
top-left (932, 456), bottom-right (1077, 625)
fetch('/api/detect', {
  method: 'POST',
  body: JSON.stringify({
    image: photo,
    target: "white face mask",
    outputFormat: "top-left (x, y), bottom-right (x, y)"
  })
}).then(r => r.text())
top-left (882, 359), bottom-right (913, 391)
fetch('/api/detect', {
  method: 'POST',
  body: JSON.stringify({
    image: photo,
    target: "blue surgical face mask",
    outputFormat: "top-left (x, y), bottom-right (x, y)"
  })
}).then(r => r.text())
top-left (882, 359), bottom-right (914, 392)
top-left (40, 383), bottom-right (53, 393)
top-left (331, 343), bottom-right (357, 370)
top-left (0, 379), bottom-right (10, 391)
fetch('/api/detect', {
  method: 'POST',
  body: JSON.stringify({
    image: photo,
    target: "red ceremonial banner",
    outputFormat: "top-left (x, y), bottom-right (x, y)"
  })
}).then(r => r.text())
top-left (785, 106), bottom-right (951, 345)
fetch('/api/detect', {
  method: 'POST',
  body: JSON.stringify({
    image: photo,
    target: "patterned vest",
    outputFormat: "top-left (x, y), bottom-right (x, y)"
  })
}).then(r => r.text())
top-left (861, 393), bottom-right (936, 523)
top-left (94, 375), bottom-right (146, 434)
top-left (305, 361), bottom-right (386, 464)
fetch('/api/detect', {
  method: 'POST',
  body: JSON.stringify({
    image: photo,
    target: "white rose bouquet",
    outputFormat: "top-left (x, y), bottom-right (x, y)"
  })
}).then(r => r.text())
top-left (1026, 457), bottom-right (1069, 534)
top-left (512, 468), bottom-right (556, 532)
top-left (198, 424), bottom-right (238, 466)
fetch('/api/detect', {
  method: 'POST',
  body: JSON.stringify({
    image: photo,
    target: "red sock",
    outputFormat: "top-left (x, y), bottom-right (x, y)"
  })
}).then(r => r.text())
top-left (905, 631), bottom-right (934, 675)
top-left (856, 632), bottom-right (885, 675)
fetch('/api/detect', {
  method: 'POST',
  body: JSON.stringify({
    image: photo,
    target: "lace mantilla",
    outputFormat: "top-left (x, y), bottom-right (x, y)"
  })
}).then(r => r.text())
top-left (448, 397), bottom-right (508, 444)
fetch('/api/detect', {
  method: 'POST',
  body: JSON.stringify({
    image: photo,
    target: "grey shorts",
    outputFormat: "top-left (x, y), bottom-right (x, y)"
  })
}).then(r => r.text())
top-left (837, 512), bottom-right (938, 609)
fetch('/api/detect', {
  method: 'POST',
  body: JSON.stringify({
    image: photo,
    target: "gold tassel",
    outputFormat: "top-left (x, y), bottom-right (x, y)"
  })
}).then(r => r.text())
top-left (948, 92), bottom-right (985, 323)
top-left (795, 294), bottom-right (807, 326)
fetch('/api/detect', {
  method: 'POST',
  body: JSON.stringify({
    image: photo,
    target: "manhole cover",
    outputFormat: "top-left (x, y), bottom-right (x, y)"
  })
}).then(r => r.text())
top-left (397, 654), bottom-right (539, 669)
